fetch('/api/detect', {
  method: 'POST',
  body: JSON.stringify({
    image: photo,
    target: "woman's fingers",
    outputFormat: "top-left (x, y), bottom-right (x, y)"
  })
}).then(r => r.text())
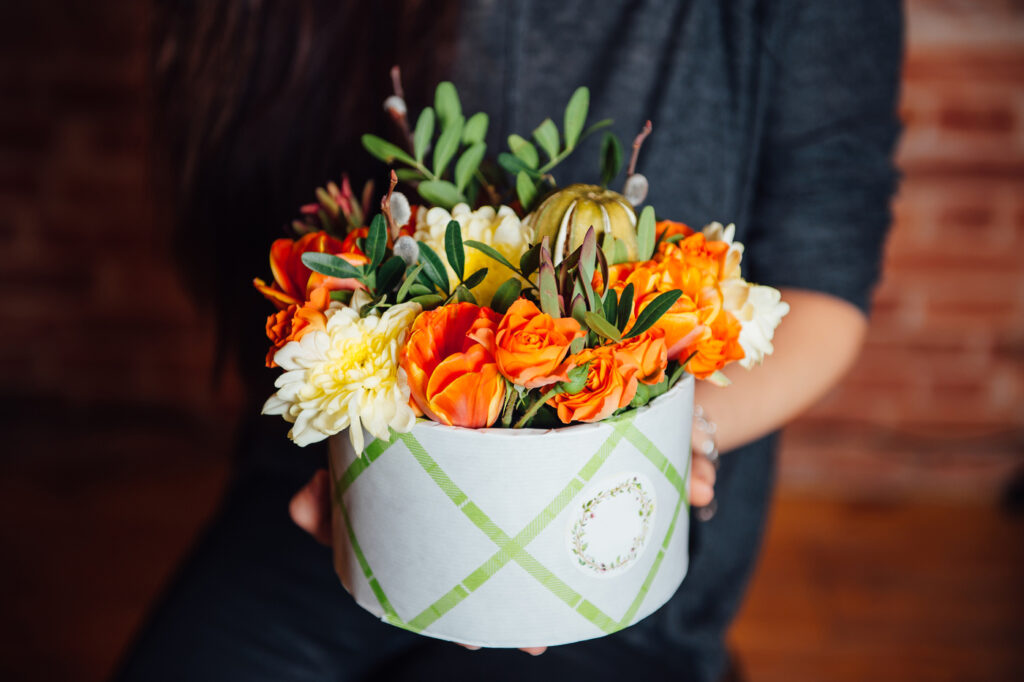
top-left (458, 644), bottom-right (546, 655)
top-left (689, 451), bottom-right (717, 508)
top-left (289, 469), bottom-right (333, 546)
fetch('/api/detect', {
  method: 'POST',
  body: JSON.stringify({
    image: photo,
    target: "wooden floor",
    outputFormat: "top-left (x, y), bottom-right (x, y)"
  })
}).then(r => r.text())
top-left (1, 438), bottom-right (1021, 681)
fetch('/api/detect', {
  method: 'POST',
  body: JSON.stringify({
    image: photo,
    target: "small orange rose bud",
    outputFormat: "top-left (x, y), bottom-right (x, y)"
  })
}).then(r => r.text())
top-left (493, 299), bottom-right (587, 388)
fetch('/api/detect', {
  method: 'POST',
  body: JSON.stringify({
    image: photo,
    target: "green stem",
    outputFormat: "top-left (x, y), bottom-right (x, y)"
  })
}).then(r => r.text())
top-left (512, 386), bottom-right (561, 428)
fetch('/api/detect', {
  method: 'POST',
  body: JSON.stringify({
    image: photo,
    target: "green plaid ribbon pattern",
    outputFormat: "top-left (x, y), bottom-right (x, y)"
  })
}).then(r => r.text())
top-left (332, 412), bottom-right (690, 637)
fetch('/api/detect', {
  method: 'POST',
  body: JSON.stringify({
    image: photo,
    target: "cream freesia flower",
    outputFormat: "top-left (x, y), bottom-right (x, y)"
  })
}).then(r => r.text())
top-left (415, 203), bottom-right (532, 306)
top-left (702, 221), bottom-right (789, 369)
top-left (262, 292), bottom-right (422, 453)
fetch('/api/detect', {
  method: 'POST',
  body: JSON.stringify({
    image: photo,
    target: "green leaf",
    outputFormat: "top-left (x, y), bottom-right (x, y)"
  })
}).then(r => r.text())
top-left (538, 242), bottom-right (560, 317)
top-left (636, 205), bottom-right (656, 261)
top-left (570, 293), bottom-right (587, 327)
top-left (462, 112), bottom-right (489, 145)
top-left (516, 171), bottom-right (537, 210)
top-left (408, 282), bottom-right (432, 297)
top-left (444, 220), bottom-right (465, 281)
top-left (413, 107), bottom-right (435, 163)
top-left (624, 290), bottom-right (683, 338)
top-left (490, 277), bottom-right (522, 313)
top-left (612, 237), bottom-right (629, 265)
top-left (396, 263), bottom-right (424, 302)
top-left (507, 134), bottom-right (539, 168)
top-left (602, 287), bottom-right (618, 324)
top-left (667, 361), bottom-right (688, 388)
top-left (433, 115), bottom-right (464, 176)
top-left (629, 382), bottom-right (651, 409)
top-left (377, 255), bottom-right (405, 293)
top-left (395, 168), bottom-right (425, 183)
top-left (464, 239), bottom-right (518, 274)
top-left (497, 152), bottom-right (542, 178)
top-left (583, 311), bottom-right (622, 343)
top-left (519, 242), bottom-right (542, 277)
top-left (329, 289), bottom-right (354, 304)
top-left (359, 293), bottom-right (386, 317)
top-left (599, 132), bottom-right (623, 186)
top-left (454, 285), bottom-right (477, 304)
top-left (462, 267), bottom-right (488, 290)
top-left (558, 363), bottom-right (590, 394)
top-left (601, 233), bottom-right (618, 266)
top-left (361, 134), bottom-right (416, 166)
top-left (410, 293), bottom-right (445, 307)
top-left (454, 142), bottom-right (486, 193)
top-left (563, 87), bottom-right (590, 149)
top-left (301, 252), bottom-right (363, 280)
top-left (416, 241), bottom-right (450, 295)
top-left (417, 180), bottom-right (464, 209)
top-left (580, 118), bottom-right (613, 142)
top-left (366, 214), bottom-right (387, 267)
top-left (616, 283), bottom-right (635, 331)
top-left (533, 118), bottom-right (560, 160)
top-left (434, 81), bottom-right (462, 129)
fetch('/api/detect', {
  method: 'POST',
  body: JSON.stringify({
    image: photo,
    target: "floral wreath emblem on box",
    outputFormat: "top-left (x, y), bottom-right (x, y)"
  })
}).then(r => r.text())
top-left (252, 70), bottom-right (789, 645)
top-left (570, 474), bottom-right (656, 576)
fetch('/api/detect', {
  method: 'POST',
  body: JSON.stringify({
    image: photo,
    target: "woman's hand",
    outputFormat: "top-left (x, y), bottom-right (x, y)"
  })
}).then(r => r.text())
top-left (289, 445), bottom-right (719, 657)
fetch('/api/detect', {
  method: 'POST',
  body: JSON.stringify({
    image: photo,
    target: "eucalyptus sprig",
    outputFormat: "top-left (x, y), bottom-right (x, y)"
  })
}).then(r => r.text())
top-left (499, 87), bottom-right (613, 212)
top-left (362, 82), bottom-right (489, 210)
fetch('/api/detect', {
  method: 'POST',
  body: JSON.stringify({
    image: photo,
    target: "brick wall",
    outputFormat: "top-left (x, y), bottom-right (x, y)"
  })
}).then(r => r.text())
top-left (781, 0), bottom-right (1024, 496)
top-left (1, 1), bottom-right (1020, 495)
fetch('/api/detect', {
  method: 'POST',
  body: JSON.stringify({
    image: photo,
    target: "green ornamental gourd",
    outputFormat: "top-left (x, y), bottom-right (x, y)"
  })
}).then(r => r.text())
top-left (525, 184), bottom-right (638, 264)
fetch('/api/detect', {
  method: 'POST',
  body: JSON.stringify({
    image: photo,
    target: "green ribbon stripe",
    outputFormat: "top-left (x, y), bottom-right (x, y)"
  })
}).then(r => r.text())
top-left (332, 410), bottom-right (688, 638)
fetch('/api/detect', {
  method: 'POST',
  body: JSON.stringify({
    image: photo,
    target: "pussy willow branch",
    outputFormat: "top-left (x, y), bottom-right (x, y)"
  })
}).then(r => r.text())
top-left (626, 120), bottom-right (653, 177)
top-left (387, 65), bottom-right (415, 153)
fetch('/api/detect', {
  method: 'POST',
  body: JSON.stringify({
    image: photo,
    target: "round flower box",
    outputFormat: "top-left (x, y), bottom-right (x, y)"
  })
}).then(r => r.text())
top-left (328, 375), bottom-right (694, 648)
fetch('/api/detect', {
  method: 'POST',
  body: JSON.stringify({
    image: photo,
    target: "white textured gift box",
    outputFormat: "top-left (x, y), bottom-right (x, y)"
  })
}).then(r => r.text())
top-left (328, 375), bottom-right (694, 648)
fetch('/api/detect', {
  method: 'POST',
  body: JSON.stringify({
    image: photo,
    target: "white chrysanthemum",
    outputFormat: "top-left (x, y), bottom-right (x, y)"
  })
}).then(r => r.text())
top-left (722, 279), bottom-right (790, 369)
top-left (262, 293), bottom-right (422, 453)
top-left (415, 203), bottom-right (533, 305)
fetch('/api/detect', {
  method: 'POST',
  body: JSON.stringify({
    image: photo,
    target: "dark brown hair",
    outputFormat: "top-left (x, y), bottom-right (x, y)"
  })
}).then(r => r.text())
top-left (151, 0), bottom-right (457, 391)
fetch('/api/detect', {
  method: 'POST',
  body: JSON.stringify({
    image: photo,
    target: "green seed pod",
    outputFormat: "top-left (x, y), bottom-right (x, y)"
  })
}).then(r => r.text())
top-left (524, 184), bottom-right (638, 263)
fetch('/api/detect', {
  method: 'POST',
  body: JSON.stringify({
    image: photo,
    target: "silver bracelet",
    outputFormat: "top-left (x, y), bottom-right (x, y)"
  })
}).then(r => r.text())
top-left (693, 404), bottom-right (719, 522)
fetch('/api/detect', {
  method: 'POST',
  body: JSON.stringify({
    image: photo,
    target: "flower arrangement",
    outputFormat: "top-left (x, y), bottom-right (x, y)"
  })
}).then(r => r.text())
top-left (254, 77), bottom-right (788, 453)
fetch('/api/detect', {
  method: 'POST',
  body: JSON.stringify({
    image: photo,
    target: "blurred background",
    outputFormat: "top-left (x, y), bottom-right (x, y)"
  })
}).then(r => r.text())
top-left (0, 1), bottom-right (1021, 680)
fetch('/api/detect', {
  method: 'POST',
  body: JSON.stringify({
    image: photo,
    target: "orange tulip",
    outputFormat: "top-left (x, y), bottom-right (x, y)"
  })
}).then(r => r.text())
top-left (492, 299), bottom-right (586, 388)
top-left (400, 303), bottom-right (505, 428)
top-left (613, 328), bottom-right (668, 385)
top-left (264, 285), bottom-right (335, 367)
top-left (253, 231), bottom-right (364, 309)
top-left (548, 345), bottom-right (639, 424)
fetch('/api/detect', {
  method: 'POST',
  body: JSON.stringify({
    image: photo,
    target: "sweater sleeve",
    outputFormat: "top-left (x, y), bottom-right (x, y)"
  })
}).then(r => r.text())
top-left (742, 0), bottom-right (904, 315)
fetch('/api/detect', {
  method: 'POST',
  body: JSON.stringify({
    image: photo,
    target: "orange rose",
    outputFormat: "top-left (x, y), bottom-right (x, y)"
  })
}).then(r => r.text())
top-left (655, 219), bottom-right (695, 243)
top-left (656, 232), bottom-right (730, 280)
top-left (492, 299), bottom-right (586, 388)
top-left (613, 328), bottom-right (668, 385)
top-left (253, 231), bottom-right (364, 309)
top-left (547, 345), bottom-right (639, 424)
top-left (399, 303), bottom-right (505, 428)
top-left (686, 311), bottom-right (745, 379)
top-left (263, 285), bottom-right (336, 367)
